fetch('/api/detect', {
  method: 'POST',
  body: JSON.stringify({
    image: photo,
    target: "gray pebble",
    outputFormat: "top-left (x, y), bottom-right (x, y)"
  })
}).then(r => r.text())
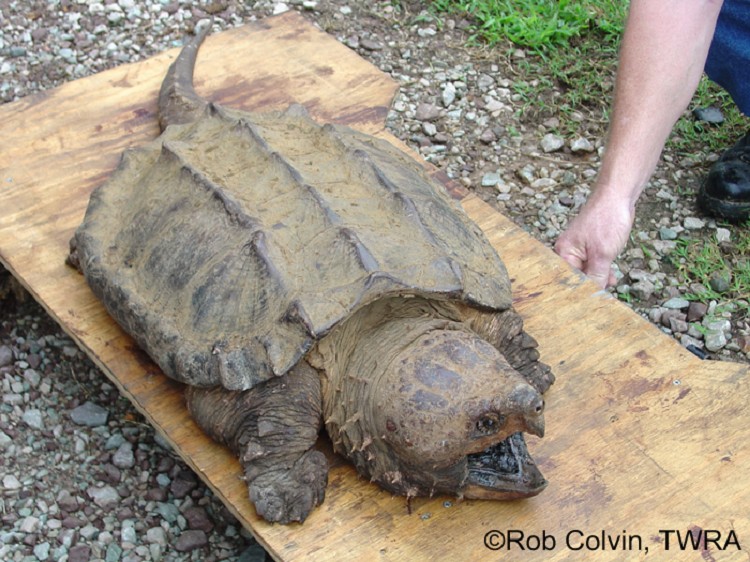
top-left (105, 433), bottom-right (127, 450)
top-left (146, 526), bottom-right (167, 546)
top-left (422, 122), bottom-right (437, 136)
top-left (58, 48), bottom-right (75, 63)
top-left (651, 240), bottom-right (677, 254)
top-left (683, 217), bottom-right (705, 229)
top-left (19, 515), bottom-right (40, 533)
top-left (704, 318), bottom-right (732, 333)
top-left (661, 310), bottom-right (686, 329)
top-left (70, 401), bottom-right (109, 427)
top-left (540, 133), bottom-right (564, 153)
top-left (531, 177), bottom-right (557, 189)
top-left (705, 331), bottom-right (728, 352)
top-left (113, 442), bottom-right (135, 469)
top-left (693, 106), bottom-right (724, 124)
top-left (2, 393), bottom-right (23, 405)
top-left (662, 297), bottom-right (690, 309)
top-left (23, 368), bottom-right (41, 387)
top-left (415, 102), bottom-right (441, 122)
top-left (31, 27), bottom-right (49, 41)
top-left (80, 524), bottom-right (100, 540)
top-left (56, 489), bottom-right (80, 512)
top-left (22, 408), bottom-right (44, 430)
top-left (516, 164), bottom-right (536, 185)
top-left (630, 280), bottom-right (655, 301)
top-left (570, 137), bottom-right (594, 153)
top-left (715, 227), bottom-right (731, 243)
top-left (485, 97), bottom-right (505, 112)
top-left (481, 172), bottom-right (500, 187)
top-left (0, 345), bottom-right (13, 367)
top-left (359, 38), bottom-right (383, 51)
top-left (121, 525), bottom-right (137, 543)
top-left (709, 272), bottom-right (731, 293)
top-left (98, 530), bottom-right (114, 545)
top-left (479, 128), bottom-right (496, 144)
top-left (105, 543), bottom-right (123, 562)
top-left (33, 542), bottom-right (51, 561)
top-left (658, 227), bottom-right (678, 240)
top-left (87, 485), bottom-right (120, 509)
top-left (669, 316), bottom-right (689, 333)
top-left (442, 82), bottom-right (456, 107)
top-left (648, 307), bottom-right (663, 324)
top-left (154, 502), bottom-right (180, 523)
top-left (477, 74), bottom-right (494, 91)
top-left (3, 474), bottom-right (21, 490)
top-left (680, 334), bottom-right (704, 350)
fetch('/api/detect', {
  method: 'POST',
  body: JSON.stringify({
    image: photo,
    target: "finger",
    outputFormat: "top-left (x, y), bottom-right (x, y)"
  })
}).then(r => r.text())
top-left (583, 258), bottom-right (613, 289)
top-left (553, 240), bottom-right (585, 272)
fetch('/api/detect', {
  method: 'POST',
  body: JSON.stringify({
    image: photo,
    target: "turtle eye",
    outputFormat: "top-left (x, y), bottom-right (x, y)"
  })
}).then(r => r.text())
top-left (475, 414), bottom-right (506, 434)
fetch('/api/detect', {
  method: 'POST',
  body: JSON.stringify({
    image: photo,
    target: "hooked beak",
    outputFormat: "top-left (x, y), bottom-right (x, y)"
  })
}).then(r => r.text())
top-left (509, 384), bottom-right (545, 438)
top-left (524, 413), bottom-right (545, 438)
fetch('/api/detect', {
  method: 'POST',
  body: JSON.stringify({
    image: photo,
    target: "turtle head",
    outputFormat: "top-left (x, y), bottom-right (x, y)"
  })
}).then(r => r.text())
top-left (325, 325), bottom-right (548, 500)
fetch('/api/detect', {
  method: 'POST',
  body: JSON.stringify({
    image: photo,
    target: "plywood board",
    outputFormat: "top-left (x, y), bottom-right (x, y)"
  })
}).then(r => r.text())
top-left (1, 12), bottom-right (748, 561)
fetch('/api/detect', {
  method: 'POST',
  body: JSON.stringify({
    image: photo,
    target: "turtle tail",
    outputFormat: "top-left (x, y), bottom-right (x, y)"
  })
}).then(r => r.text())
top-left (158, 21), bottom-right (212, 131)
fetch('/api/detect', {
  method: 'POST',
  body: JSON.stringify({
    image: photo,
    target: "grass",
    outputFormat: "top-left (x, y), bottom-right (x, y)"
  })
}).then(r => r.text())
top-left (671, 223), bottom-right (750, 317)
top-left (430, 0), bottom-right (624, 50)
top-left (669, 77), bottom-right (748, 157)
top-left (431, 0), bottom-right (627, 125)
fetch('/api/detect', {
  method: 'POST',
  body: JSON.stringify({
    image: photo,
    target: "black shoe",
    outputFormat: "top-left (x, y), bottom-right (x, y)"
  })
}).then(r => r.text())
top-left (697, 132), bottom-right (750, 222)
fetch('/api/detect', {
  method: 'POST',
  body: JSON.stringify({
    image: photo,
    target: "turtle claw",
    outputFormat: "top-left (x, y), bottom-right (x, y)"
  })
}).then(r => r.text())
top-left (247, 450), bottom-right (328, 524)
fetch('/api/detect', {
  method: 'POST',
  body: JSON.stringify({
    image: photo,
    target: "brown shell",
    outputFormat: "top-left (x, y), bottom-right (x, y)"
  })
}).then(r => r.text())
top-left (74, 103), bottom-right (512, 390)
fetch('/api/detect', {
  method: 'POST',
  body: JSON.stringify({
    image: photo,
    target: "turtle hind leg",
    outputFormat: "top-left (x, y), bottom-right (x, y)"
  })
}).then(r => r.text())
top-left (461, 306), bottom-right (555, 394)
top-left (185, 361), bottom-right (327, 524)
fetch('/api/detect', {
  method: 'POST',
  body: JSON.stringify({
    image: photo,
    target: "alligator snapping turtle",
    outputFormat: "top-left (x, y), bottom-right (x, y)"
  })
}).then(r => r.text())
top-left (69, 23), bottom-right (554, 524)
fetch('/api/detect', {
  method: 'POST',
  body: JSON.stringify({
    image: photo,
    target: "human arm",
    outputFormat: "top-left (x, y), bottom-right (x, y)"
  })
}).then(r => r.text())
top-left (554, 0), bottom-right (725, 288)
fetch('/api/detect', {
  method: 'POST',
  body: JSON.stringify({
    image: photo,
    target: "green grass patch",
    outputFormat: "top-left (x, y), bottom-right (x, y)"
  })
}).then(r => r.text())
top-left (669, 76), bottom-right (748, 157)
top-left (672, 224), bottom-right (750, 317)
top-left (430, 0), bottom-right (625, 50)
top-left (430, 0), bottom-right (628, 124)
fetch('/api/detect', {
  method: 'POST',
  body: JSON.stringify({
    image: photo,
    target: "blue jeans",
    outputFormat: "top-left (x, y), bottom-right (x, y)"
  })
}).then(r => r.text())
top-left (705, 0), bottom-right (750, 115)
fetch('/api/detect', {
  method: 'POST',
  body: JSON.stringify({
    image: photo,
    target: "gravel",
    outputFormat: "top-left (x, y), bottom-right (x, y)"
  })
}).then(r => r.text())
top-left (0, 299), bottom-right (259, 561)
top-left (1, 0), bottom-right (748, 559)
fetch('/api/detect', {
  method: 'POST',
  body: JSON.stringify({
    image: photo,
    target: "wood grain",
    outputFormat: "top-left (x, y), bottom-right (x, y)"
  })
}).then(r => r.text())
top-left (1, 12), bottom-right (747, 561)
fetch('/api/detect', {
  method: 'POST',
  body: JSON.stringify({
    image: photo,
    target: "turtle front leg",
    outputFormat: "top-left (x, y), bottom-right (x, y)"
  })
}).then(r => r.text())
top-left (461, 306), bottom-right (555, 394)
top-left (185, 361), bottom-right (327, 524)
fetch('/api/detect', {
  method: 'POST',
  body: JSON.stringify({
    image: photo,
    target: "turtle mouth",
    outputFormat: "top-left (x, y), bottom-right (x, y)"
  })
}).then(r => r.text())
top-left (463, 432), bottom-right (547, 500)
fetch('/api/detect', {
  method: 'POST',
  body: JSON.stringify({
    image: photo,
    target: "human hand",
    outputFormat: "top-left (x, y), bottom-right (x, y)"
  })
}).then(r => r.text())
top-left (554, 192), bottom-right (635, 289)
